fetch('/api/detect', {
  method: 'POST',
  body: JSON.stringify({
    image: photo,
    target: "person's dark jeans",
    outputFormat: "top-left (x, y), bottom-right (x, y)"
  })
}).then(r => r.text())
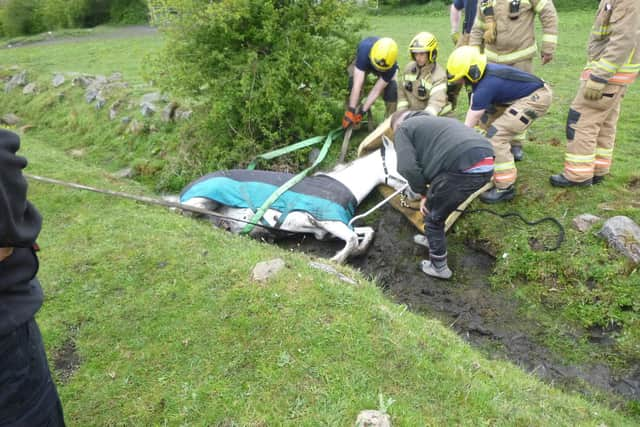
top-left (0, 318), bottom-right (65, 427)
top-left (424, 171), bottom-right (492, 257)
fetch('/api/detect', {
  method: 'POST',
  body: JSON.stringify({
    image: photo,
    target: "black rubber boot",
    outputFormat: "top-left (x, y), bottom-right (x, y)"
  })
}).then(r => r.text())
top-left (479, 185), bottom-right (515, 204)
top-left (511, 145), bottom-right (524, 162)
top-left (549, 174), bottom-right (592, 187)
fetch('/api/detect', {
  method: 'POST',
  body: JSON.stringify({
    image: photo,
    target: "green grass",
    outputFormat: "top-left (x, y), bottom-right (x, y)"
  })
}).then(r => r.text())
top-left (1, 9), bottom-right (639, 424)
top-left (22, 132), bottom-right (639, 426)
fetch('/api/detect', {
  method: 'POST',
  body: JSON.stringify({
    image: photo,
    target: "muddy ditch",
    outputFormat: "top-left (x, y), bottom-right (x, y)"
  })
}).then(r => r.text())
top-left (277, 204), bottom-right (640, 404)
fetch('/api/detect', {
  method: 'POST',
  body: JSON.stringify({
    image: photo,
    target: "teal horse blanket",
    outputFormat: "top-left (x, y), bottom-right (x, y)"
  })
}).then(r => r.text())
top-left (180, 170), bottom-right (358, 227)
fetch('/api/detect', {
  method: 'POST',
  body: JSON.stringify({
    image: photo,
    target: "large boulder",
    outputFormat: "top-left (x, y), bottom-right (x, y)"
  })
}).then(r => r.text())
top-left (597, 216), bottom-right (640, 264)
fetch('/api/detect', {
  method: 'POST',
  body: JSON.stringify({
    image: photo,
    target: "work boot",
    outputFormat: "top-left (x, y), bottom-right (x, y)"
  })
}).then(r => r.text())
top-left (511, 145), bottom-right (524, 162)
top-left (549, 174), bottom-right (592, 188)
top-left (413, 234), bottom-right (429, 248)
top-left (479, 185), bottom-right (515, 204)
top-left (420, 259), bottom-right (452, 280)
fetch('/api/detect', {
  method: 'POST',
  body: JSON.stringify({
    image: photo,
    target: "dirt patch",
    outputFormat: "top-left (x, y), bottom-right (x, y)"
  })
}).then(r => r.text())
top-left (52, 337), bottom-right (81, 384)
top-left (277, 204), bottom-right (640, 402)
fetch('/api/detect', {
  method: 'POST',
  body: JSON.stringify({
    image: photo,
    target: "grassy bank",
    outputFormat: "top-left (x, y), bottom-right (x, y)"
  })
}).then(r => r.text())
top-left (1, 10), bottom-right (639, 423)
top-left (21, 131), bottom-right (640, 426)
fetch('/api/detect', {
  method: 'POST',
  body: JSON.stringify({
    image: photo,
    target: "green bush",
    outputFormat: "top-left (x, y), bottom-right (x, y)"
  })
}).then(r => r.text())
top-left (109, 0), bottom-right (148, 24)
top-left (1, 0), bottom-right (43, 36)
top-left (149, 0), bottom-right (363, 174)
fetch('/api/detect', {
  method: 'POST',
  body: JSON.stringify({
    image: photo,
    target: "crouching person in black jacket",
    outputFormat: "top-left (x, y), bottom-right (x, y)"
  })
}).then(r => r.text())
top-left (391, 111), bottom-right (494, 279)
top-left (0, 129), bottom-right (65, 426)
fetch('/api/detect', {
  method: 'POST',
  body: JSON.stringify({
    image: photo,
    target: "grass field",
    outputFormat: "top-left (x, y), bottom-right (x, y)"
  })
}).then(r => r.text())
top-left (1, 6), bottom-right (639, 425)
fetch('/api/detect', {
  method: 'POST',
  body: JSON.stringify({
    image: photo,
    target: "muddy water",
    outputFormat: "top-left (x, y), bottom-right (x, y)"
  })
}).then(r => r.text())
top-left (277, 204), bottom-right (640, 402)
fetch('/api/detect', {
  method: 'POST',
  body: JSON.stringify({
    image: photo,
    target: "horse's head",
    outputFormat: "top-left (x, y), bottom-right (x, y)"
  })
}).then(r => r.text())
top-left (379, 136), bottom-right (420, 201)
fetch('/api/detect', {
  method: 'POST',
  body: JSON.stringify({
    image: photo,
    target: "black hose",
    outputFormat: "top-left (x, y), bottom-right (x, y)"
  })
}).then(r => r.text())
top-left (454, 207), bottom-right (565, 251)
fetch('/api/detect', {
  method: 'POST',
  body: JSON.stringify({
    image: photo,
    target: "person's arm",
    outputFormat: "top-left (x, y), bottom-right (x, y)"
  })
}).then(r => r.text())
top-left (348, 67), bottom-right (366, 110)
top-left (464, 107), bottom-right (485, 128)
top-left (361, 74), bottom-right (391, 112)
top-left (536, 0), bottom-right (558, 65)
top-left (450, 4), bottom-right (462, 43)
top-left (590, 0), bottom-right (638, 82)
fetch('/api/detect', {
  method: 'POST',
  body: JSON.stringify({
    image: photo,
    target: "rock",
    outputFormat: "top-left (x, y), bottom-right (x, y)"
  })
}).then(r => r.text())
top-left (141, 102), bottom-right (156, 116)
top-left (127, 120), bottom-right (145, 135)
top-left (1, 113), bottom-right (21, 126)
top-left (72, 75), bottom-right (92, 88)
top-left (85, 88), bottom-right (99, 103)
top-left (140, 92), bottom-right (162, 105)
top-left (121, 116), bottom-right (131, 124)
top-left (597, 216), bottom-right (640, 264)
top-left (161, 101), bottom-right (179, 122)
top-left (175, 108), bottom-right (192, 120)
top-left (95, 95), bottom-right (106, 110)
top-left (4, 70), bottom-right (28, 93)
top-left (252, 258), bottom-right (286, 282)
top-left (572, 214), bottom-right (601, 232)
top-left (355, 410), bottom-right (392, 427)
top-left (113, 168), bottom-right (133, 179)
top-left (22, 83), bottom-right (37, 95)
top-left (308, 261), bottom-right (357, 285)
top-left (52, 73), bottom-right (65, 87)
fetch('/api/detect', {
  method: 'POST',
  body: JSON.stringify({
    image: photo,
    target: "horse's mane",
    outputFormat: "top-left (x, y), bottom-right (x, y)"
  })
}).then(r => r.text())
top-left (313, 148), bottom-right (380, 176)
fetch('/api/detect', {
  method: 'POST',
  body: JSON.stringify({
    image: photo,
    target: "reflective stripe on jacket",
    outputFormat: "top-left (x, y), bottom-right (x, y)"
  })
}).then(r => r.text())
top-left (583, 0), bottom-right (640, 85)
top-left (470, 0), bottom-right (558, 64)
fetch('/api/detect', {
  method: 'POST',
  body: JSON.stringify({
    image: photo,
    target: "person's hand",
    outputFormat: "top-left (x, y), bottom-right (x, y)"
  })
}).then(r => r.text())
top-left (420, 196), bottom-right (429, 216)
top-left (583, 78), bottom-right (606, 101)
top-left (451, 31), bottom-right (461, 46)
top-left (342, 107), bottom-right (362, 129)
top-left (483, 18), bottom-right (497, 44)
top-left (541, 52), bottom-right (553, 65)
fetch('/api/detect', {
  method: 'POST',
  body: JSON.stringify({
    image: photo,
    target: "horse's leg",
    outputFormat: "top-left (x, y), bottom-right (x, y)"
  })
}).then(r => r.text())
top-left (351, 226), bottom-right (375, 256)
top-left (314, 221), bottom-right (359, 264)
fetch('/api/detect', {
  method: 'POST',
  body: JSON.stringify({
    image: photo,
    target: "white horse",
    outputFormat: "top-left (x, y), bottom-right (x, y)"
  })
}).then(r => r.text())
top-left (180, 137), bottom-right (410, 263)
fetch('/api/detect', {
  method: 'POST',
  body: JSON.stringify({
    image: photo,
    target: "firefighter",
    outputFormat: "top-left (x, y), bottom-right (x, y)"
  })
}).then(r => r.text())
top-left (470, 0), bottom-right (558, 161)
top-left (446, 46), bottom-right (552, 203)
top-left (550, 0), bottom-right (640, 187)
top-left (343, 37), bottom-right (399, 130)
top-left (450, 0), bottom-right (478, 47)
top-left (391, 110), bottom-right (494, 279)
top-left (397, 32), bottom-right (452, 116)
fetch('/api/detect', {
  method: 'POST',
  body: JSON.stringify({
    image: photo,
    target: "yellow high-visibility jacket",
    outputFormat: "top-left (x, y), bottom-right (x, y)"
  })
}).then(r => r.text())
top-left (397, 62), bottom-right (450, 116)
top-left (582, 0), bottom-right (640, 85)
top-left (470, 0), bottom-right (558, 65)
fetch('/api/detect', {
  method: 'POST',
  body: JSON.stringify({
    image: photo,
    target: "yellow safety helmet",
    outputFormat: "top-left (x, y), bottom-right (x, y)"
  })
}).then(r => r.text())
top-left (369, 37), bottom-right (398, 72)
top-left (408, 32), bottom-right (439, 63)
top-left (446, 46), bottom-right (487, 84)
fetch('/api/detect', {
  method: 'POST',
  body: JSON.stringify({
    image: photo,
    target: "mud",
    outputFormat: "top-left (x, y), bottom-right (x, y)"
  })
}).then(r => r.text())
top-left (277, 204), bottom-right (640, 403)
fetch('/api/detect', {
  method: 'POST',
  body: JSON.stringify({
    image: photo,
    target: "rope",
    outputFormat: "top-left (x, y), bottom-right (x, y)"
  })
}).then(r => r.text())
top-left (455, 207), bottom-right (565, 251)
top-left (24, 173), bottom-right (290, 233)
top-left (240, 127), bottom-right (343, 234)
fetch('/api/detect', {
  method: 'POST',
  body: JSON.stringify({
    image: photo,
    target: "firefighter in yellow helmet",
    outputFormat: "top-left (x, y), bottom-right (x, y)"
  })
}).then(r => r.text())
top-left (470, 0), bottom-right (558, 162)
top-left (446, 46), bottom-right (552, 203)
top-left (397, 32), bottom-right (452, 117)
top-left (343, 37), bottom-right (399, 130)
top-left (550, 0), bottom-right (640, 187)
